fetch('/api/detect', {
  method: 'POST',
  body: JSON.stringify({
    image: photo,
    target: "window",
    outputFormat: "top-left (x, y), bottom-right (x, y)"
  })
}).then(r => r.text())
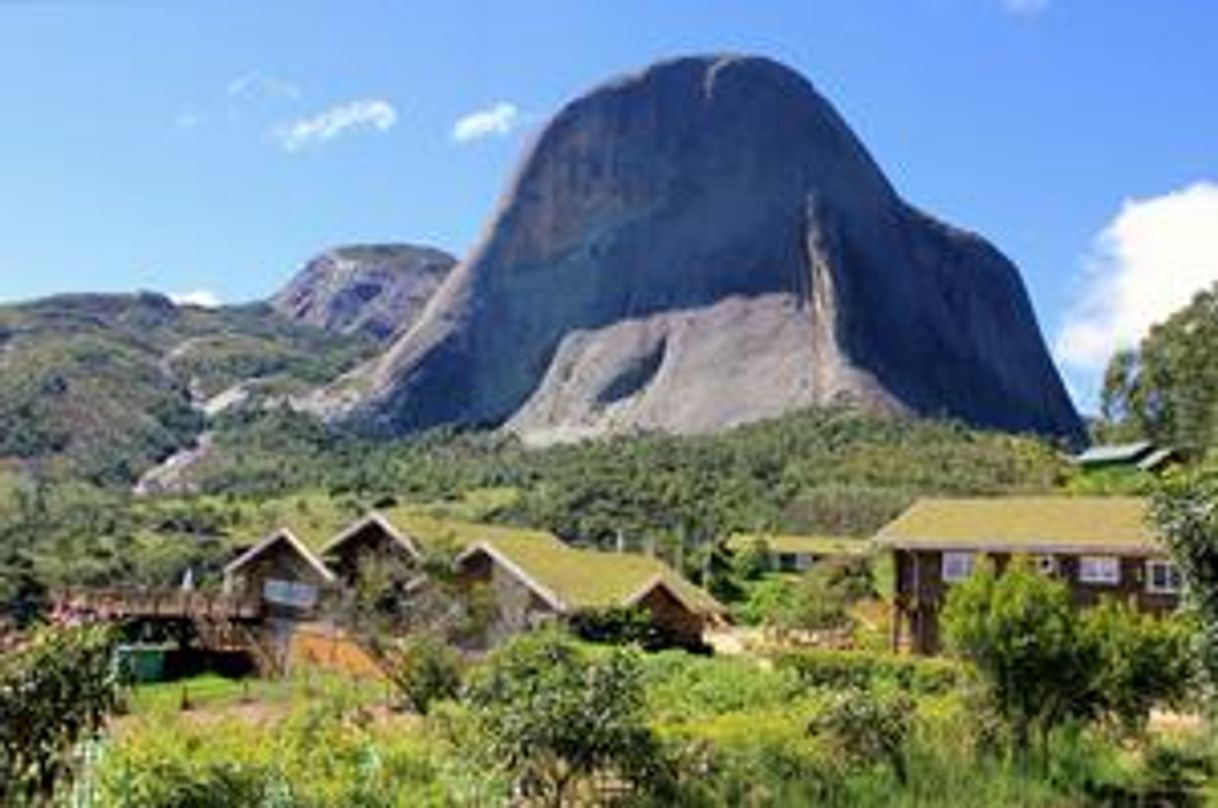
top-left (941, 552), bottom-right (975, 582)
top-left (1078, 556), bottom-right (1121, 585)
top-left (1035, 555), bottom-right (1059, 576)
top-left (263, 578), bottom-right (319, 608)
top-left (1146, 560), bottom-right (1182, 594)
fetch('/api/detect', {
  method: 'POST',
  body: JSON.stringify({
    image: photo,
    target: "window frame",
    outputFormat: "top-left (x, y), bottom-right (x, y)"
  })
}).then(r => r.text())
top-left (941, 551), bottom-right (975, 583)
top-left (1145, 559), bottom-right (1182, 594)
top-left (1078, 555), bottom-right (1121, 586)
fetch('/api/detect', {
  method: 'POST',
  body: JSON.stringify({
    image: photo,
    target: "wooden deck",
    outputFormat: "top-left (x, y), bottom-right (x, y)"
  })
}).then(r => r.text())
top-left (52, 588), bottom-right (262, 622)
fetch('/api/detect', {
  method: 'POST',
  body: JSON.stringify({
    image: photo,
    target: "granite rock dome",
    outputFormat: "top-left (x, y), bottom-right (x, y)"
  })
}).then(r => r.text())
top-left (312, 55), bottom-right (1083, 445)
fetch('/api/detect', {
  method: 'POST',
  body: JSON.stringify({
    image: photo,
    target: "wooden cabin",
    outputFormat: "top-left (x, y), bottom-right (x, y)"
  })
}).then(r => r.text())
top-left (455, 532), bottom-right (726, 649)
top-left (320, 513), bottom-right (423, 587)
top-left (876, 497), bottom-right (1182, 655)
top-left (222, 529), bottom-right (337, 620)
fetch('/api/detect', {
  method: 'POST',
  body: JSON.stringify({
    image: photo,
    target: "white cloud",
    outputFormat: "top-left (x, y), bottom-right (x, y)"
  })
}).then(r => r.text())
top-left (227, 72), bottom-right (302, 102)
top-left (271, 99), bottom-right (398, 152)
top-left (1000, 0), bottom-right (1049, 15)
top-left (170, 290), bottom-right (222, 309)
top-left (1055, 181), bottom-right (1218, 374)
top-left (452, 102), bottom-right (521, 143)
top-left (173, 108), bottom-right (204, 130)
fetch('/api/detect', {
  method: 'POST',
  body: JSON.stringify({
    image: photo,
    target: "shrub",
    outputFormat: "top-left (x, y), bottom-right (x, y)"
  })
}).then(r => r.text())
top-left (0, 624), bottom-right (120, 804)
top-left (771, 649), bottom-right (961, 695)
top-left (809, 687), bottom-right (915, 785)
top-left (640, 651), bottom-right (806, 721)
top-left (463, 629), bottom-right (668, 804)
top-left (382, 632), bottom-right (463, 716)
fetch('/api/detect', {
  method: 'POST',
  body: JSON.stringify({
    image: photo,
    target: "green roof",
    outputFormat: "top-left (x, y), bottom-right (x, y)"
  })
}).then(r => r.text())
top-left (326, 509), bottom-right (727, 616)
top-left (875, 497), bottom-right (1163, 554)
top-left (727, 533), bottom-right (870, 556)
top-left (462, 532), bottom-right (725, 616)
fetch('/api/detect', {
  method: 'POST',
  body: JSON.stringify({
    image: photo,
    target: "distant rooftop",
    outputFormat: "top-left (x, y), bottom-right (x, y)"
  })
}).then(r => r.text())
top-left (727, 533), bottom-right (869, 556)
top-left (1073, 441), bottom-right (1154, 467)
top-left (875, 497), bottom-right (1163, 555)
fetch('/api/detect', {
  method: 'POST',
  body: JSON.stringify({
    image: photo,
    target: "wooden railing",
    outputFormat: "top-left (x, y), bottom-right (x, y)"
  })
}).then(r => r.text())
top-left (52, 588), bottom-right (262, 622)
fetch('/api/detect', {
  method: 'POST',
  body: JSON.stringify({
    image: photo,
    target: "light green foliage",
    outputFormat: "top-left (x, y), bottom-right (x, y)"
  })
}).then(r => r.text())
top-left (1077, 600), bottom-right (1195, 733)
top-left (942, 559), bottom-right (1092, 755)
top-left (93, 695), bottom-right (481, 807)
top-left (463, 630), bottom-right (665, 804)
top-left (0, 625), bottom-right (120, 804)
top-left (383, 632), bottom-right (463, 716)
top-left (772, 648), bottom-right (961, 695)
top-left (1152, 462), bottom-right (1218, 698)
top-left (639, 651), bottom-right (806, 722)
top-left (943, 558), bottom-right (1196, 758)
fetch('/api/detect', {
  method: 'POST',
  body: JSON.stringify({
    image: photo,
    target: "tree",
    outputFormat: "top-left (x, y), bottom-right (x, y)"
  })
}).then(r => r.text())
top-left (1152, 462), bottom-right (1218, 700)
top-left (382, 631), bottom-right (463, 715)
top-left (463, 630), bottom-right (665, 805)
top-left (942, 558), bottom-right (1095, 760)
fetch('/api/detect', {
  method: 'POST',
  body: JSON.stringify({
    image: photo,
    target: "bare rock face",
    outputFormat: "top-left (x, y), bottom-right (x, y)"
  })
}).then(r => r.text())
top-left (272, 244), bottom-right (455, 341)
top-left (315, 55), bottom-right (1083, 444)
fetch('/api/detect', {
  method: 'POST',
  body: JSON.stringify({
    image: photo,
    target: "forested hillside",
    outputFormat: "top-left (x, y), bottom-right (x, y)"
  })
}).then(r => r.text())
top-left (0, 293), bottom-right (375, 484)
top-left (0, 407), bottom-right (1068, 615)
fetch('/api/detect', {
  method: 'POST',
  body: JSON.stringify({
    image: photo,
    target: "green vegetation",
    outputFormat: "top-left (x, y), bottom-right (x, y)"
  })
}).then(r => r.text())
top-left (0, 625), bottom-right (119, 804)
top-left (1100, 281), bottom-right (1218, 452)
top-left (0, 293), bottom-right (375, 484)
top-left (943, 558), bottom-right (1193, 760)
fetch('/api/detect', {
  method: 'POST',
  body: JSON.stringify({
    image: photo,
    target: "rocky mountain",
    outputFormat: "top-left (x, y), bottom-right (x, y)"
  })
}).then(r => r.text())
top-left (314, 54), bottom-right (1084, 446)
top-left (271, 244), bottom-right (456, 342)
top-left (0, 292), bottom-right (374, 484)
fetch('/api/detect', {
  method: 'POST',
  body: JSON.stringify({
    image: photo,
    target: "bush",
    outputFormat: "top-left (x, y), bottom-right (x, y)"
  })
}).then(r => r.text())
top-left (809, 687), bottom-right (915, 785)
top-left (772, 649), bottom-right (961, 695)
top-left (463, 629), bottom-right (669, 803)
top-left (382, 632), bottom-right (463, 716)
top-left (640, 651), bottom-right (806, 722)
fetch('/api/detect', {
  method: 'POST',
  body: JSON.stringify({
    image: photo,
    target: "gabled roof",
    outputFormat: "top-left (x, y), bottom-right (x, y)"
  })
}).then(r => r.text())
top-left (727, 533), bottom-right (869, 556)
top-left (320, 512), bottom-right (422, 560)
top-left (223, 528), bottom-right (337, 583)
top-left (1073, 441), bottom-right (1154, 467)
top-left (1137, 448), bottom-right (1180, 473)
top-left (457, 534), bottom-right (725, 616)
top-left (875, 497), bottom-right (1164, 555)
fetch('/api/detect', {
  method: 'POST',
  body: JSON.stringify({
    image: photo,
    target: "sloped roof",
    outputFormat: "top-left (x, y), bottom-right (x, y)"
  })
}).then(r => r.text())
top-left (1073, 441), bottom-right (1154, 466)
top-left (459, 533), bottom-right (725, 616)
top-left (875, 497), bottom-right (1164, 555)
top-left (320, 512), bottom-right (422, 560)
top-left (727, 533), bottom-right (870, 556)
top-left (223, 528), bottom-right (337, 583)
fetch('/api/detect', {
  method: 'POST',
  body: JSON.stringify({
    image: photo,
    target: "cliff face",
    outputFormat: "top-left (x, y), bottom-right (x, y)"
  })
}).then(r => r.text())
top-left (271, 244), bottom-right (455, 342)
top-left (313, 55), bottom-right (1083, 445)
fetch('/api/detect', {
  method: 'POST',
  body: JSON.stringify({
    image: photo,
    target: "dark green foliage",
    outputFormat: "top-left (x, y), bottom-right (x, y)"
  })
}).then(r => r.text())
top-left (463, 630), bottom-right (668, 803)
top-left (772, 648), bottom-right (961, 695)
top-left (382, 632), bottom-right (463, 715)
top-left (1100, 282), bottom-right (1218, 452)
top-left (0, 624), bottom-right (120, 803)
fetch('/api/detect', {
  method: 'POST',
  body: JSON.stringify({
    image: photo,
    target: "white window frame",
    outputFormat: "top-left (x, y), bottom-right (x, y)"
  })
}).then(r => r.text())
top-left (1146, 559), bottom-right (1182, 594)
top-left (263, 577), bottom-right (319, 608)
top-left (1078, 556), bottom-right (1121, 586)
top-left (941, 551), bottom-right (975, 583)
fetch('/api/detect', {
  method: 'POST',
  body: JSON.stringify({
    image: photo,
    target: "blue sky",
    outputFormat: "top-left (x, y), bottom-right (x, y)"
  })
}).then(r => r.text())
top-left (2, 1), bottom-right (1217, 408)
